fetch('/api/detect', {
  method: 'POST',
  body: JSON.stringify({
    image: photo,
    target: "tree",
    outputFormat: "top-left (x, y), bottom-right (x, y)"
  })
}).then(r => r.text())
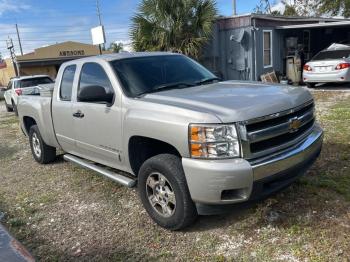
top-left (109, 42), bottom-right (124, 53)
top-left (319, 0), bottom-right (350, 17)
top-left (283, 4), bottom-right (298, 16)
top-left (130, 0), bottom-right (217, 58)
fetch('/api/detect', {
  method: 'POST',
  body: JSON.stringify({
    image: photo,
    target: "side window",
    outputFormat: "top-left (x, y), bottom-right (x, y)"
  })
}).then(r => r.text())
top-left (78, 62), bottom-right (114, 102)
top-left (60, 65), bottom-right (76, 101)
top-left (14, 81), bottom-right (20, 89)
top-left (263, 31), bottom-right (272, 68)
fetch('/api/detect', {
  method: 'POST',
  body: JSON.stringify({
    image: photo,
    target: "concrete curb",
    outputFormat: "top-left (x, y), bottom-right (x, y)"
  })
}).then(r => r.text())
top-left (0, 224), bottom-right (35, 262)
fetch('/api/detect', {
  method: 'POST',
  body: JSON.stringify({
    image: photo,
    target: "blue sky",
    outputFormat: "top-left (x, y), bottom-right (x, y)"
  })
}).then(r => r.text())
top-left (0, 0), bottom-right (268, 57)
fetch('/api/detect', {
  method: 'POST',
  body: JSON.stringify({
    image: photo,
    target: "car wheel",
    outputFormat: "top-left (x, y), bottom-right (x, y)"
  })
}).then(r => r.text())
top-left (29, 125), bottom-right (56, 164)
top-left (138, 154), bottom-right (198, 230)
top-left (12, 100), bottom-right (18, 116)
top-left (4, 100), bottom-right (13, 112)
top-left (306, 83), bottom-right (316, 88)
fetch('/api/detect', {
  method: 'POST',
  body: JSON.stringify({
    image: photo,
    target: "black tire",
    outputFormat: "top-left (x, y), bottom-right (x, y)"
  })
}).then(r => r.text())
top-left (29, 125), bottom-right (56, 164)
top-left (138, 154), bottom-right (198, 230)
top-left (306, 83), bottom-right (316, 88)
top-left (12, 100), bottom-right (18, 116)
top-left (4, 100), bottom-right (13, 112)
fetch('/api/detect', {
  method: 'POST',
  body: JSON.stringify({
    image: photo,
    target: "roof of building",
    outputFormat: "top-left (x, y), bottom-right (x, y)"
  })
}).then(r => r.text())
top-left (217, 13), bottom-right (349, 22)
top-left (276, 20), bottom-right (350, 29)
top-left (17, 41), bottom-right (103, 63)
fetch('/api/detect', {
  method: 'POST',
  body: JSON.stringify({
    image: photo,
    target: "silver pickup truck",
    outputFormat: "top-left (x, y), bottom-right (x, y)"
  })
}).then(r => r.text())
top-left (18, 52), bottom-right (323, 230)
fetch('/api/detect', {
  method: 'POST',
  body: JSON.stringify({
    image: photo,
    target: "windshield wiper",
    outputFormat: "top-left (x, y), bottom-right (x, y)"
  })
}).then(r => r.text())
top-left (136, 82), bottom-right (196, 97)
top-left (195, 77), bottom-right (221, 85)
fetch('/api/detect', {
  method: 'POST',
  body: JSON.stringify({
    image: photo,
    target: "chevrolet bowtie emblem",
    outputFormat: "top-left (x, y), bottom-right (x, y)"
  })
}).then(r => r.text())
top-left (289, 117), bottom-right (301, 132)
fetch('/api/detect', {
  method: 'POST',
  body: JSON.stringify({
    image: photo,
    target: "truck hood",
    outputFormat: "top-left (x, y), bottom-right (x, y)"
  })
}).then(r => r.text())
top-left (140, 81), bottom-right (313, 123)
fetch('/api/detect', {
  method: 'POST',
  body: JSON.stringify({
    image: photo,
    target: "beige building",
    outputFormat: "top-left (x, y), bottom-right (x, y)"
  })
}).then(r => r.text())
top-left (0, 41), bottom-right (105, 86)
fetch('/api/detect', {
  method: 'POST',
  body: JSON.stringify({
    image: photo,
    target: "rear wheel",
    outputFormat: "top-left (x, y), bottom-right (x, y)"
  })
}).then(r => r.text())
top-left (29, 125), bottom-right (56, 164)
top-left (12, 100), bottom-right (18, 116)
top-left (306, 83), bottom-right (316, 88)
top-left (4, 100), bottom-right (13, 112)
top-left (138, 154), bottom-right (197, 230)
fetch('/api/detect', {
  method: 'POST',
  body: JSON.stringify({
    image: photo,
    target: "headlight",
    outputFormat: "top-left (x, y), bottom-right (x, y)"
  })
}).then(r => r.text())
top-left (189, 124), bottom-right (240, 159)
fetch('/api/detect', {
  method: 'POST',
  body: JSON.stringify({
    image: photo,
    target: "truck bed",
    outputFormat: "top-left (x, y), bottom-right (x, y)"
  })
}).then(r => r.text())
top-left (17, 88), bottom-right (60, 149)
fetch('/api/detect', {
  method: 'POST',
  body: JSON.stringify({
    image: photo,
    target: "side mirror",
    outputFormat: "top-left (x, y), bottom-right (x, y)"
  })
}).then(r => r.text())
top-left (78, 85), bottom-right (114, 105)
top-left (0, 87), bottom-right (6, 92)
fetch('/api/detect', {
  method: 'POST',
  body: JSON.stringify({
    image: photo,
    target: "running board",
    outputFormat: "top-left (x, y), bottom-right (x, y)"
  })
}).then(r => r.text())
top-left (63, 154), bottom-right (136, 188)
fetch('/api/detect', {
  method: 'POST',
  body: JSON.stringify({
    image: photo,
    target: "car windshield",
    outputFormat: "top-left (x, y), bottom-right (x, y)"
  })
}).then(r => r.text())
top-left (20, 77), bottom-right (53, 88)
top-left (312, 50), bottom-right (350, 61)
top-left (110, 55), bottom-right (217, 97)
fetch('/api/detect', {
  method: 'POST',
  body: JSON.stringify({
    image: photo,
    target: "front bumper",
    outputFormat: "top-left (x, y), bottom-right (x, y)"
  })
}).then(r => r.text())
top-left (182, 123), bottom-right (323, 205)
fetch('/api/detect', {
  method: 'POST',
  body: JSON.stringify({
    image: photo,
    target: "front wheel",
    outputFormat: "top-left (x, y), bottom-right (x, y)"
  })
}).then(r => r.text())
top-left (306, 83), bottom-right (316, 88)
top-left (29, 125), bottom-right (56, 164)
top-left (138, 154), bottom-right (197, 230)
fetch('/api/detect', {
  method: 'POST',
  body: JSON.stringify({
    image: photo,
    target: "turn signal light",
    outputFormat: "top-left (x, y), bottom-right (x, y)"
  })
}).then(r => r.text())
top-left (335, 63), bottom-right (350, 70)
top-left (15, 89), bottom-right (22, 96)
top-left (303, 64), bottom-right (312, 71)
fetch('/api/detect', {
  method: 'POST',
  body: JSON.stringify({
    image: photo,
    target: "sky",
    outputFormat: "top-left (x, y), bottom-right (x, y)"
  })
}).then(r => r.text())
top-left (0, 0), bottom-right (274, 58)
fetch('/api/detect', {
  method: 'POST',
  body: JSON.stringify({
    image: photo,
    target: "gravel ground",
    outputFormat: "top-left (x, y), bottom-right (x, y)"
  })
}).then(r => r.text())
top-left (0, 91), bottom-right (350, 261)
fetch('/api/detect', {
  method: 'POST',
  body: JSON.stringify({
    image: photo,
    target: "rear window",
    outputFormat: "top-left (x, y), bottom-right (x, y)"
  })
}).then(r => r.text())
top-left (20, 77), bottom-right (53, 88)
top-left (312, 50), bottom-right (350, 61)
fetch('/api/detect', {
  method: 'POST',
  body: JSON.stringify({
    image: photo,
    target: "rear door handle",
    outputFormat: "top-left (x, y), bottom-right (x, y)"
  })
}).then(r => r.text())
top-left (73, 110), bottom-right (84, 118)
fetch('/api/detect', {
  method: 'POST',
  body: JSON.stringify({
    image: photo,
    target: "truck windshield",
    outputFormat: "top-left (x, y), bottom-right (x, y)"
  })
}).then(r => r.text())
top-left (312, 50), bottom-right (350, 61)
top-left (20, 77), bottom-right (53, 88)
top-left (110, 55), bottom-right (217, 97)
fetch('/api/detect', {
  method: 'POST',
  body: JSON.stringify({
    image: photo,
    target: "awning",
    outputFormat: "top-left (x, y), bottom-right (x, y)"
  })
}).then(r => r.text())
top-left (276, 21), bottom-right (350, 30)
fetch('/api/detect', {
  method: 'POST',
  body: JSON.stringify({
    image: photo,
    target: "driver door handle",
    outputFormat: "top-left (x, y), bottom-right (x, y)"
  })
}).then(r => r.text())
top-left (73, 110), bottom-right (84, 118)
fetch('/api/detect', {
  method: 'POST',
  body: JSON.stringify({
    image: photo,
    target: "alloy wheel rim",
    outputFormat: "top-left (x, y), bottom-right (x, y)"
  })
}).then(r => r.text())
top-left (32, 133), bottom-right (41, 158)
top-left (146, 172), bottom-right (176, 218)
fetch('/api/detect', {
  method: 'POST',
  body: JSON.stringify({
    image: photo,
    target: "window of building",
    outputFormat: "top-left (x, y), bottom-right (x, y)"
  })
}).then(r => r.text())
top-left (78, 63), bottom-right (114, 103)
top-left (263, 30), bottom-right (272, 68)
top-left (60, 65), bottom-right (76, 101)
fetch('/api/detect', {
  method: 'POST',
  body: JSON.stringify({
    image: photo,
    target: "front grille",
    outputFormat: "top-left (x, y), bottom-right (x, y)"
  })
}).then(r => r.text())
top-left (239, 100), bottom-right (315, 160)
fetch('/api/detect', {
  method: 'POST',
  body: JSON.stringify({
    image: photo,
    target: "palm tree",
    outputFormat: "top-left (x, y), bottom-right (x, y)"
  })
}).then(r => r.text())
top-left (130, 0), bottom-right (217, 58)
top-left (109, 42), bottom-right (124, 53)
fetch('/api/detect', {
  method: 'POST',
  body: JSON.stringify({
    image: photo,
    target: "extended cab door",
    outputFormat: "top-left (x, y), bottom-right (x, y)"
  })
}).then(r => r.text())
top-left (52, 64), bottom-right (77, 154)
top-left (71, 62), bottom-right (123, 169)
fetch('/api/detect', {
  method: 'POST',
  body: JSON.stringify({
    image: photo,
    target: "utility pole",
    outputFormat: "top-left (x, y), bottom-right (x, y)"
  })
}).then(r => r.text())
top-left (6, 38), bottom-right (19, 77)
top-left (15, 24), bottom-right (23, 56)
top-left (96, 0), bottom-right (104, 54)
top-left (232, 0), bottom-right (237, 15)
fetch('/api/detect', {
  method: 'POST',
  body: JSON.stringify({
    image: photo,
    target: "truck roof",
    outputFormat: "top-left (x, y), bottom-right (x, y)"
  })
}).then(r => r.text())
top-left (65, 52), bottom-right (180, 64)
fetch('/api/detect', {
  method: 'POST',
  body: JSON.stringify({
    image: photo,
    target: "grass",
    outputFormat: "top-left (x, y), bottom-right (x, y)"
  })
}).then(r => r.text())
top-left (300, 96), bottom-right (350, 200)
top-left (0, 92), bottom-right (350, 261)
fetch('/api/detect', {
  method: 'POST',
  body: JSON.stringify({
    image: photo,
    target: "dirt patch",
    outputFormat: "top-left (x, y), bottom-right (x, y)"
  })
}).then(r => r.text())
top-left (0, 91), bottom-right (349, 261)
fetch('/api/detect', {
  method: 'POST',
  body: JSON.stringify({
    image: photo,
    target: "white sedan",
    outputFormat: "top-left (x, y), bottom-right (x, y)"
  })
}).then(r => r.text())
top-left (303, 44), bottom-right (350, 88)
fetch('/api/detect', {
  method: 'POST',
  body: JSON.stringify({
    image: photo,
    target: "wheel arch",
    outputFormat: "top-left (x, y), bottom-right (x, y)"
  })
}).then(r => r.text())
top-left (128, 136), bottom-right (181, 176)
top-left (23, 116), bottom-right (37, 135)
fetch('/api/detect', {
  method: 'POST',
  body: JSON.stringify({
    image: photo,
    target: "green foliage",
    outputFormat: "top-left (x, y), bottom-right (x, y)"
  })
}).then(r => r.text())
top-left (319, 0), bottom-right (350, 18)
top-left (130, 0), bottom-right (217, 58)
top-left (109, 42), bottom-right (124, 53)
top-left (283, 4), bottom-right (298, 16)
